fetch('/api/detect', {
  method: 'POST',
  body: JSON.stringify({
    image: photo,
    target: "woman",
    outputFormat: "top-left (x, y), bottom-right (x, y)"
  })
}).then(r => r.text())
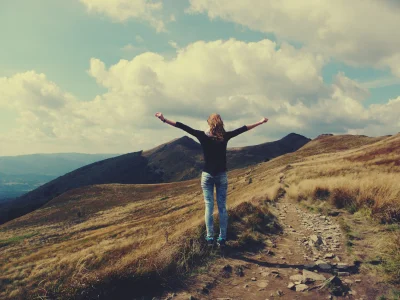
top-left (154, 112), bottom-right (268, 248)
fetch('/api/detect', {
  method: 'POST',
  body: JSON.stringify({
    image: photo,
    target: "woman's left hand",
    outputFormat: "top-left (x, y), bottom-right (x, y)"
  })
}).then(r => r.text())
top-left (155, 112), bottom-right (165, 121)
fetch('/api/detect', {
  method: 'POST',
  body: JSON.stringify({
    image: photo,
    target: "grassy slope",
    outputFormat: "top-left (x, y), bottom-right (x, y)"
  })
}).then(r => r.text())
top-left (0, 133), bottom-right (398, 299)
top-left (284, 133), bottom-right (400, 286)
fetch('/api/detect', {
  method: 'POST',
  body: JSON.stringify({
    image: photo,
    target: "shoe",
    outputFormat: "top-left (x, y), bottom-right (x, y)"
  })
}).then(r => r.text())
top-left (217, 238), bottom-right (226, 248)
top-left (206, 237), bottom-right (214, 247)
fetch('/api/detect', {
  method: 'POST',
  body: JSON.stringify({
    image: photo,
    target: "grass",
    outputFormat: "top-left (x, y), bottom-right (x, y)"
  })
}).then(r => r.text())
top-left (74, 200), bottom-right (280, 299)
top-left (0, 232), bottom-right (38, 247)
top-left (283, 133), bottom-right (400, 284)
top-left (377, 289), bottom-right (400, 300)
top-left (338, 218), bottom-right (355, 251)
top-left (0, 177), bottom-right (282, 300)
top-left (379, 232), bottom-right (400, 284)
top-left (287, 173), bottom-right (400, 223)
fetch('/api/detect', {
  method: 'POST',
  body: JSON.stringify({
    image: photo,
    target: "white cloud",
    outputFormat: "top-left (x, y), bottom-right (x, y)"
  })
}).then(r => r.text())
top-left (87, 39), bottom-right (327, 120)
top-left (120, 43), bottom-right (146, 57)
top-left (168, 40), bottom-right (179, 49)
top-left (187, 0), bottom-right (400, 77)
top-left (135, 35), bottom-right (144, 43)
top-left (1, 39), bottom-right (399, 155)
top-left (0, 71), bottom-right (75, 111)
top-left (80, 0), bottom-right (166, 32)
top-left (358, 77), bottom-right (400, 89)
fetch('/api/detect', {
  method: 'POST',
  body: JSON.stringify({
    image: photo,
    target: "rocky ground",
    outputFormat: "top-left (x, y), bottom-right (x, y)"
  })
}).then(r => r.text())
top-left (156, 198), bottom-right (389, 300)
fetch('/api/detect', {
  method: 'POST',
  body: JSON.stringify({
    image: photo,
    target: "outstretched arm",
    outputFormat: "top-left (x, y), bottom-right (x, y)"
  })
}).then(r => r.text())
top-left (246, 117), bottom-right (268, 130)
top-left (155, 112), bottom-right (176, 126)
top-left (155, 112), bottom-right (203, 139)
top-left (226, 117), bottom-right (268, 140)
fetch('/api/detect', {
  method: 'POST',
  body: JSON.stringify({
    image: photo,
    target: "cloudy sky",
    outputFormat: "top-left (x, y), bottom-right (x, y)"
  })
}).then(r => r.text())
top-left (1, 0), bottom-right (400, 156)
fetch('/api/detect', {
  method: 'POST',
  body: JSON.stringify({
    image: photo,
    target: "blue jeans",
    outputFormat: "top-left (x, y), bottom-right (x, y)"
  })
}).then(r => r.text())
top-left (201, 171), bottom-right (228, 241)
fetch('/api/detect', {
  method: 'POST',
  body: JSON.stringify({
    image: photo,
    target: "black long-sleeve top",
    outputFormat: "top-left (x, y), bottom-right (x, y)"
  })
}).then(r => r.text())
top-left (175, 121), bottom-right (248, 176)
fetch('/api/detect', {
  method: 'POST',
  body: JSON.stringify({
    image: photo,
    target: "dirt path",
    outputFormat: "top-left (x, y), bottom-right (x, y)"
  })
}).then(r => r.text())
top-left (158, 197), bottom-right (386, 300)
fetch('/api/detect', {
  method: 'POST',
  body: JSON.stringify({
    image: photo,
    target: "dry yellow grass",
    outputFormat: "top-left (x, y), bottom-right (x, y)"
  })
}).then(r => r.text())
top-left (0, 132), bottom-right (399, 299)
top-left (0, 163), bottom-right (282, 299)
top-left (286, 172), bottom-right (400, 222)
top-left (282, 133), bottom-right (400, 283)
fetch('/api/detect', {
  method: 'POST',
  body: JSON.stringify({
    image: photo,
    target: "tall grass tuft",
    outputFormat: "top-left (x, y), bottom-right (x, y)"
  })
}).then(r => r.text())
top-left (286, 173), bottom-right (400, 223)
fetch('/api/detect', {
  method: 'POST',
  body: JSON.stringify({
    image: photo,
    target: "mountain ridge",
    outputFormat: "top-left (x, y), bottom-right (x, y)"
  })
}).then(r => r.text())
top-left (0, 133), bottom-right (311, 224)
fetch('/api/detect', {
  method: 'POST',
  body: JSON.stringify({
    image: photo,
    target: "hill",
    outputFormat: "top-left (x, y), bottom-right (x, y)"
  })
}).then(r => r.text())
top-left (0, 133), bottom-right (398, 299)
top-left (0, 133), bottom-right (310, 224)
top-left (0, 153), bottom-right (120, 200)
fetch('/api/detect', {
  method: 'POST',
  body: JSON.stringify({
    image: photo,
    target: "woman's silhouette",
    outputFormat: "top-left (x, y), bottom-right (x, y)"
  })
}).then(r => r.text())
top-left (155, 112), bottom-right (268, 247)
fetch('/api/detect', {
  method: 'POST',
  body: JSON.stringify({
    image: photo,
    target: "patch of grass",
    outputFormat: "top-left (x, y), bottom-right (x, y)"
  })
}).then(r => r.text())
top-left (313, 187), bottom-right (330, 201)
top-left (273, 187), bottom-right (286, 202)
top-left (286, 173), bottom-right (400, 224)
top-left (330, 187), bottom-right (356, 210)
top-left (0, 232), bottom-right (38, 247)
top-left (346, 203), bottom-right (358, 214)
top-left (338, 218), bottom-right (354, 252)
top-left (378, 289), bottom-right (400, 300)
top-left (384, 224), bottom-right (400, 232)
top-left (380, 233), bottom-right (400, 284)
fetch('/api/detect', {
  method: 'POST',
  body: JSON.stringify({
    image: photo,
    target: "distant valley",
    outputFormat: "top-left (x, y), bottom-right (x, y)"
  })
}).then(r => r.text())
top-left (0, 153), bottom-right (120, 201)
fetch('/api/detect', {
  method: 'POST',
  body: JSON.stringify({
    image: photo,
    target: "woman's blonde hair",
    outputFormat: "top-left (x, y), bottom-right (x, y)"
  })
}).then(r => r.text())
top-left (207, 113), bottom-right (226, 140)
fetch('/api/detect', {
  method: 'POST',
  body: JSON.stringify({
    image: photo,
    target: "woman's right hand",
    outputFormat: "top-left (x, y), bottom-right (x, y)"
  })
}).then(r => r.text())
top-left (155, 112), bottom-right (165, 121)
top-left (260, 117), bottom-right (269, 124)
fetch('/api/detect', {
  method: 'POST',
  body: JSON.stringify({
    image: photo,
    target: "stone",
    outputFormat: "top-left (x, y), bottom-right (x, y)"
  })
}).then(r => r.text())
top-left (289, 274), bottom-right (304, 282)
top-left (338, 272), bottom-right (350, 276)
top-left (304, 263), bottom-right (316, 269)
top-left (287, 282), bottom-right (295, 289)
top-left (336, 263), bottom-right (349, 270)
top-left (223, 264), bottom-right (232, 272)
top-left (257, 281), bottom-right (268, 288)
top-left (355, 279), bottom-right (361, 283)
top-left (244, 284), bottom-right (249, 288)
top-left (319, 276), bottom-right (346, 296)
top-left (316, 260), bottom-right (332, 270)
top-left (234, 266), bottom-right (244, 277)
top-left (251, 277), bottom-right (257, 281)
top-left (270, 270), bottom-right (280, 277)
top-left (276, 290), bottom-right (283, 296)
top-left (303, 269), bottom-right (326, 281)
top-left (310, 234), bottom-right (323, 245)
top-left (324, 253), bottom-right (335, 259)
top-left (295, 284), bottom-right (309, 292)
top-left (344, 279), bottom-right (353, 284)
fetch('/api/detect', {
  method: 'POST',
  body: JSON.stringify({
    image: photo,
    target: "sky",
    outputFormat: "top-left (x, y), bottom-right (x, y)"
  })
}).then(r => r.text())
top-left (1, 0), bottom-right (400, 156)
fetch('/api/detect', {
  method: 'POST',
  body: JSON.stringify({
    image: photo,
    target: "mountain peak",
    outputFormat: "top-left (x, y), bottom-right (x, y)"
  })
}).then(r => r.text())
top-left (167, 136), bottom-right (200, 149)
top-left (281, 132), bottom-right (310, 141)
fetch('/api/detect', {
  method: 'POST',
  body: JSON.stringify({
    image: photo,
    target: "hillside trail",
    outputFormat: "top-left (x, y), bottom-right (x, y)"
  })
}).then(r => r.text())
top-left (158, 184), bottom-right (384, 300)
